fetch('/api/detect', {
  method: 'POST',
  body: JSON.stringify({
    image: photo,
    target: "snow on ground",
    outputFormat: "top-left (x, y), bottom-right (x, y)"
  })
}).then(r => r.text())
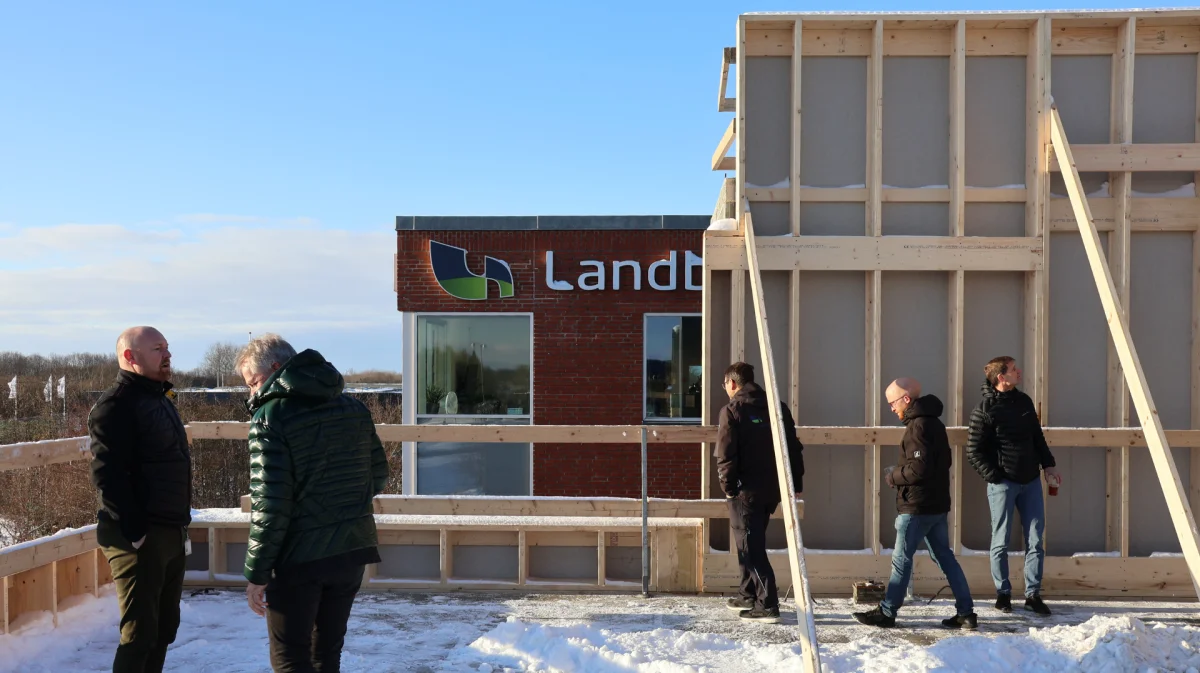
top-left (2, 587), bottom-right (1199, 672)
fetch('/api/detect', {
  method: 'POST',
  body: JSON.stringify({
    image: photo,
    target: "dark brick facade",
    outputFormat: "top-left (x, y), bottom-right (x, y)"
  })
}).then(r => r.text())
top-left (396, 228), bottom-right (704, 499)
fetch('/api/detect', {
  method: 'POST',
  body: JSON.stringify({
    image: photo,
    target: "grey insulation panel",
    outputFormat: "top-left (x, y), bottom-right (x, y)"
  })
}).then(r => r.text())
top-left (882, 203), bottom-right (950, 236)
top-left (1129, 233), bottom-right (1193, 556)
top-left (226, 543), bottom-right (247, 574)
top-left (744, 56), bottom-right (792, 189)
top-left (750, 202), bottom-right (791, 237)
top-left (453, 546), bottom-right (519, 581)
top-left (883, 57), bottom-right (950, 188)
top-left (799, 203), bottom-right (866, 236)
top-left (743, 271), bottom-right (793, 400)
top-left (1132, 55), bottom-right (1198, 194)
top-left (1050, 56), bottom-right (1111, 198)
top-left (965, 57), bottom-right (1027, 188)
top-left (377, 545), bottom-right (440, 579)
top-left (960, 272), bottom-right (1026, 551)
top-left (878, 272), bottom-right (949, 548)
top-left (605, 546), bottom-right (642, 581)
top-left (528, 546), bottom-right (598, 581)
top-left (1046, 233), bottom-right (1111, 554)
top-left (801, 57), bottom-right (868, 187)
top-left (965, 203), bottom-right (1025, 238)
top-left (796, 272), bottom-right (867, 549)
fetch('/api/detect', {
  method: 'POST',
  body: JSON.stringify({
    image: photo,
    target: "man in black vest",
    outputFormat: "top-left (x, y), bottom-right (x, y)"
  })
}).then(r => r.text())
top-left (715, 362), bottom-right (804, 624)
top-left (89, 326), bottom-right (192, 673)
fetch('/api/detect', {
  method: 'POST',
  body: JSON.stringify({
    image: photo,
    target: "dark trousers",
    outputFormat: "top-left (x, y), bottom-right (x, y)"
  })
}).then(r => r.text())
top-left (265, 563), bottom-right (365, 673)
top-left (98, 520), bottom-right (186, 673)
top-left (728, 495), bottom-right (779, 611)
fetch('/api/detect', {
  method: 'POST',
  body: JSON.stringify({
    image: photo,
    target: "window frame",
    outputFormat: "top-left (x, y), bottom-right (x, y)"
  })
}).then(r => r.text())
top-left (642, 312), bottom-right (703, 425)
top-left (409, 311), bottom-right (535, 496)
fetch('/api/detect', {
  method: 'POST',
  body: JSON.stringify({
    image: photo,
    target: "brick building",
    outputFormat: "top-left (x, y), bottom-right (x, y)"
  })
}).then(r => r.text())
top-left (395, 215), bottom-right (708, 499)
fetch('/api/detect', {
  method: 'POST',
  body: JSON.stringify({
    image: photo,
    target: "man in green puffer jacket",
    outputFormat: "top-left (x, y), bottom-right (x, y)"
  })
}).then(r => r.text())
top-left (235, 334), bottom-right (388, 673)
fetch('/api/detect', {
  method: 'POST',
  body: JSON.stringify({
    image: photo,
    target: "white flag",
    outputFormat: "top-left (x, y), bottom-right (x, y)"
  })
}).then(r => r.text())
top-left (6, 376), bottom-right (14, 400)
top-left (44, 376), bottom-right (53, 403)
top-left (57, 376), bottom-right (66, 399)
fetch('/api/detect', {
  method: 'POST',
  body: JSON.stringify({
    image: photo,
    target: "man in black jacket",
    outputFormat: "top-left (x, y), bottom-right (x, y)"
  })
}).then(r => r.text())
top-left (966, 356), bottom-right (1062, 616)
top-left (237, 333), bottom-right (388, 672)
top-left (89, 326), bottom-right (192, 673)
top-left (715, 362), bottom-right (804, 624)
top-left (854, 378), bottom-right (977, 630)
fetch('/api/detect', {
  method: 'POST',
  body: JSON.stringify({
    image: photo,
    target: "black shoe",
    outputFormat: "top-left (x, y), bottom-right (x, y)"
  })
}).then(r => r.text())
top-left (995, 593), bottom-right (1012, 613)
top-left (1024, 595), bottom-right (1052, 616)
top-left (726, 597), bottom-right (755, 611)
top-left (852, 607), bottom-right (896, 628)
top-left (739, 607), bottom-right (781, 623)
top-left (941, 613), bottom-right (979, 630)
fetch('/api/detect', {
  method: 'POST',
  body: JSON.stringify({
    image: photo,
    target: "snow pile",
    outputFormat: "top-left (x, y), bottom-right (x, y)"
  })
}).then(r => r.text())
top-left (707, 218), bottom-right (738, 231)
top-left (1039, 616), bottom-right (1200, 672)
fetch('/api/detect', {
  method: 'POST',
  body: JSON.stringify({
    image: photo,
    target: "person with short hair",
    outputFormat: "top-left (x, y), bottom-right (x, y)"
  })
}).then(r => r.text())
top-left (966, 356), bottom-right (1061, 616)
top-left (237, 334), bottom-right (389, 672)
top-left (853, 377), bottom-right (977, 630)
top-left (89, 326), bottom-right (192, 673)
top-left (716, 361), bottom-right (804, 624)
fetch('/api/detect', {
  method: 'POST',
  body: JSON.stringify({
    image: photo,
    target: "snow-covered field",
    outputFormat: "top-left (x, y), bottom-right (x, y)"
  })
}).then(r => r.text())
top-left (1, 587), bottom-right (1198, 672)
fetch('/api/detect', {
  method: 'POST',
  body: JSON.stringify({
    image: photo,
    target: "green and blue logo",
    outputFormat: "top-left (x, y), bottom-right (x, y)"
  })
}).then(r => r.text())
top-left (429, 240), bottom-right (515, 300)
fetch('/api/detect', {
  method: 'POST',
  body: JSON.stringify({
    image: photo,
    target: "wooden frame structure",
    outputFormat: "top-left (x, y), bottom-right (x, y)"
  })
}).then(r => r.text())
top-left (706, 9), bottom-right (1200, 656)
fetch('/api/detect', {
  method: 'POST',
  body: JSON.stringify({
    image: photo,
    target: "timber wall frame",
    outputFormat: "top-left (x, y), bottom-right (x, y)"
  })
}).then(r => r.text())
top-left (706, 7), bottom-right (1200, 619)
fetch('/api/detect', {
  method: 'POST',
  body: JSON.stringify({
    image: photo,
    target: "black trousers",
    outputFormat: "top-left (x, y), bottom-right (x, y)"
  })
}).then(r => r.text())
top-left (98, 520), bottom-right (187, 673)
top-left (265, 563), bottom-right (365, 673)
top-left (728, 495), bottom-right (779, 611)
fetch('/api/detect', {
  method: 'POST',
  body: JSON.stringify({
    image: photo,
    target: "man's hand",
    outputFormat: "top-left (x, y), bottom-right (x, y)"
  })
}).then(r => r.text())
top-left (132, 536), bottom-right (146, 550)
top-left (1045, 466), bottom-right (1062, 485)
top-left (246, 583), bottom-right (268, 616)
top-left (885, 469), bottom-right (895, 488)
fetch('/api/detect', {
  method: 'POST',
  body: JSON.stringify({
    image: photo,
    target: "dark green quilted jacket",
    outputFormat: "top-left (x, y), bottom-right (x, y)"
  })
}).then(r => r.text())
top-left (243, 349), bottom-right (388, 584)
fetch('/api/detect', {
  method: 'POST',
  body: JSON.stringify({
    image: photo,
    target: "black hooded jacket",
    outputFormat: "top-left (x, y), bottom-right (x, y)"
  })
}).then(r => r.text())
top-left (715, 382), bottom-right (804, 501)
top-left (966, 381), bottom-right (1056, 485)
top-left (891, 395), bottom-right (952, 515)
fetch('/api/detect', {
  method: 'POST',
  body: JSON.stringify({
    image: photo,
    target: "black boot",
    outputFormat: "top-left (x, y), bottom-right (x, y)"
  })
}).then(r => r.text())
top-left (853, 607), bottom-right (896, 628)
top-left (941, 613), bottom-right (979, 630)
top-left (739, 607), bottom-right (781, 624)
top-left (1024, 594), bottom-right (1052, 616)
top-left (995, 593), bottom-right (1012, 613)
top-left (726, 597), bottom-right (754, 611)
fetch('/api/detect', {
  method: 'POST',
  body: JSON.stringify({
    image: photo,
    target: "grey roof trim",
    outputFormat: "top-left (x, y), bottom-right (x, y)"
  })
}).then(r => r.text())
top-left (395, 215), bottom-right (711, 232)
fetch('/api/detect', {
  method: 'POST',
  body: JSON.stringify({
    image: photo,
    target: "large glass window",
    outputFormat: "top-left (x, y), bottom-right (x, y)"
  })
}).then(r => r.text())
top-left (416, 315), bottom-right (532, 417)
top-left (414, 314), bottom-right (533, 495)
top-left (644, 314), bottom-right (702, 422)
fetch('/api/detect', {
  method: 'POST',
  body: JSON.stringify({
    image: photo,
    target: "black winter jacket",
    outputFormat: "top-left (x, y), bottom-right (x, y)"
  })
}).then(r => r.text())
top-left (88, 371), bottom-right (193, 544)
top-left (891, 395), bottom-right (952, 515)
top-left (243, 349), bottom-right (389, 585)
top-left (966, 381), bottom-right (1056, 485)
top-left (715, 382), bottom-right (804, 501)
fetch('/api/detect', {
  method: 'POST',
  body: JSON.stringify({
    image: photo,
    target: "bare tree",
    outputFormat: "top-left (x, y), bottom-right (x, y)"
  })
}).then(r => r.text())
top-left (200, 342), bottom-right (242, 387)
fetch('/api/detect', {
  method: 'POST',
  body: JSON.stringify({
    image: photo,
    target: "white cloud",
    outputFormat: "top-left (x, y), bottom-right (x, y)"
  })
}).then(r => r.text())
top-left (0, 220), bottom-right (402, 370)
top-left (174, 214), bottom-right (320, 226)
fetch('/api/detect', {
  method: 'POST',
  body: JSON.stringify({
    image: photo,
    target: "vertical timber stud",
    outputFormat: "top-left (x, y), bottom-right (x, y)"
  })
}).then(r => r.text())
top-left (790, 20), bottom-right (802, 422)
top-left (1024, 18), bottom-right (1050, 429)
top-left (743, 213), bottom-right (821, 673)
top-left (1109, 17), bottom-right (1136, 556)
top-left (948, 19), bottom-right (967, 553)
top-left (865, 19), bottom-right (884, 554)
top-left (736, 16), bottom-right (747, 231)
top-left (1050, 107), bottom-right (1200, 598)
top-left (700, 263), bottom-right (713, 576)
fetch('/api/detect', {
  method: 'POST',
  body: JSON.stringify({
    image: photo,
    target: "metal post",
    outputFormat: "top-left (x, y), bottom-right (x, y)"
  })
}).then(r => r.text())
top-left (641, 425), bottom-right (650, 598)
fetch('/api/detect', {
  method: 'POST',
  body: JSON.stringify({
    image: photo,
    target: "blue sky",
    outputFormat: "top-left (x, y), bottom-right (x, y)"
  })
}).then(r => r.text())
top-left (0, 0), bottom-right (1170, 372)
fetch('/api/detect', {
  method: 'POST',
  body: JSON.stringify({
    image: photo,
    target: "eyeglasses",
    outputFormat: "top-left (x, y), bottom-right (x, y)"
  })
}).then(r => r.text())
top-left (886, 395), bottom-right (907, 407)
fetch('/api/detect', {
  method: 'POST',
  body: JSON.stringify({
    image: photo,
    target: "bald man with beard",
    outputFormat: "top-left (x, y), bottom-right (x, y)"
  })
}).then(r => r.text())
top-left (853, 377), bottom-right (977, 630)
top-left (89, 326), bottom-right (192, 673)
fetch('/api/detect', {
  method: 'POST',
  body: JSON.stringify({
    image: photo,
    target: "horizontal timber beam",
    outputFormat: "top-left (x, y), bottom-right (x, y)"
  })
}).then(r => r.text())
top-left (0, 437), bottom-right (90, 472)
top-left (705, 235), bottom-right (1043, 271)
top-left (1049, 143), bottom-right (1200, 172)
top-left (1049, 197), bottom-right (1200, 231)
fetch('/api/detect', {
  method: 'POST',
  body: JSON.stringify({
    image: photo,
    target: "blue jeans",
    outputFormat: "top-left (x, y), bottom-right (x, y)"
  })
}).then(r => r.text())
top-left (987, 478), bottom-right (1045, 597)
top-left (881, 513), bottom-right (974, 618)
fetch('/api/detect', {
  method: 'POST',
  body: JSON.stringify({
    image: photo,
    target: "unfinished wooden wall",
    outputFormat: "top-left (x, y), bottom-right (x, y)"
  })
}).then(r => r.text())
top-left (705, 10), bottom-right (1200, 594)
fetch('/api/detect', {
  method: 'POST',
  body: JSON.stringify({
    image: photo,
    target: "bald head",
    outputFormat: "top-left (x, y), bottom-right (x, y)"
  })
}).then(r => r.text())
top-left (885, 377), bottom-right (921, 420)
top-left (116, 326), bottom-right (172, 382)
